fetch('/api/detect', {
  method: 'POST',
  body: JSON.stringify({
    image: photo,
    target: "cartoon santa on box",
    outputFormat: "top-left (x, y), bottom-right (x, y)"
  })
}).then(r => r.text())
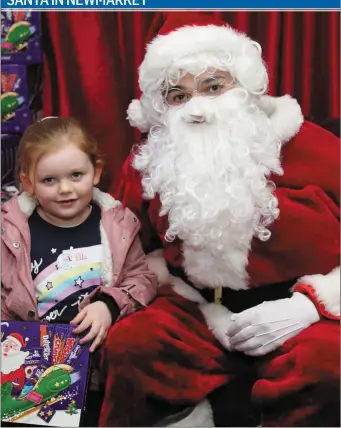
top-left (1, 332), bottom-right (29, 394)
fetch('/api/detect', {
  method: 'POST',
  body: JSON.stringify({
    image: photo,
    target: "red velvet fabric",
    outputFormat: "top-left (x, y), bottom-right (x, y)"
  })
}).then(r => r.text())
top-left (42, 12), bottom-right (340, 192)
top-left (100, 285), bottom-right (340, 427)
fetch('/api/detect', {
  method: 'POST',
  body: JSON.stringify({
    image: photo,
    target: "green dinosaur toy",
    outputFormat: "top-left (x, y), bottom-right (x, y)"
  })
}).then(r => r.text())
top-left (1, 364), bottom-right (73, 421)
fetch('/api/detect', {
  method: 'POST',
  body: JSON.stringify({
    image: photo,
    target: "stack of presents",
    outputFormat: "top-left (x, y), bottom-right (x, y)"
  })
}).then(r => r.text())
top-left (1, 10), bottom-right (42, 202)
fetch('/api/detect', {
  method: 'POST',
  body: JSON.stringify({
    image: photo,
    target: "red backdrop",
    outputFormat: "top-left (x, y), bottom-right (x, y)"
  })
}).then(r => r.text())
top-left (42, 11), bottom-right (340, 191)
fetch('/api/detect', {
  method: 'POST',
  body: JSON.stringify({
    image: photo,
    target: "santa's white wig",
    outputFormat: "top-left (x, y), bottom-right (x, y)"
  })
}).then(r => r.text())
top-left (127, 13), bottom-right (303, 143)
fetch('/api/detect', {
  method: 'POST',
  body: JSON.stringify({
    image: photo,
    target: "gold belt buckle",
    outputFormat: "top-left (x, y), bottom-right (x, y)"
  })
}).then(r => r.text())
top-left (214, 286), bottom-right (223, 305)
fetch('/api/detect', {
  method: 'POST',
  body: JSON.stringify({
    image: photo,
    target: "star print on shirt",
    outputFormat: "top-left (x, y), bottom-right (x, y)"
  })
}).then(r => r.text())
top-left (45, 282), bottom-right (53, 290)
top-left (74, 276), bottom-right (84, 288)
top-left (51, 248), bottom-right (57, 254)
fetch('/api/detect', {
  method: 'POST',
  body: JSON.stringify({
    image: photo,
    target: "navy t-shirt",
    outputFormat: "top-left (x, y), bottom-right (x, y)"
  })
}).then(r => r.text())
top-left (28, 204), bottom-right (103, 323)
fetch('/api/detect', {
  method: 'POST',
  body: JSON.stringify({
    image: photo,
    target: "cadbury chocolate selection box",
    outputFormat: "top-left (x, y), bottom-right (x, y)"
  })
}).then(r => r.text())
top-left (1, 11), bottom-right (42, 64)
top-left (1, 64), bottom-right (31, 133)
top-left (1, 321), bottom-right (91, 427)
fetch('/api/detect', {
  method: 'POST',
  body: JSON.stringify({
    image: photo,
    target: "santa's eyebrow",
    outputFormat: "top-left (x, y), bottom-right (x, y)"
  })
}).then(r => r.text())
top-left (166, 75), bottom-right (228, 92)
top-left (199, 75), bottom-right (226, 84)
top-left (167, 85), bottom-right (186, 91)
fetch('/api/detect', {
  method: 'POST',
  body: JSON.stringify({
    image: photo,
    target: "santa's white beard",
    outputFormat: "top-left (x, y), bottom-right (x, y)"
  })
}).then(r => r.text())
top-left (1, 349), bottom-right (28, 374)
top-left (134, 89), bottom-right (283, 289)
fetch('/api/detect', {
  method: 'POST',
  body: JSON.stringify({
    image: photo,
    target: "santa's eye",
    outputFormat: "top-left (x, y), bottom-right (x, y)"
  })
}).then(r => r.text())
top-left (202, 82), bottom-right (224, 95)
top-left (208, 84), bottom-right (222, 92)
top-left (165, 89), bottom-right (188, 106)
top-left (173, 93), bottom-right (186, 102)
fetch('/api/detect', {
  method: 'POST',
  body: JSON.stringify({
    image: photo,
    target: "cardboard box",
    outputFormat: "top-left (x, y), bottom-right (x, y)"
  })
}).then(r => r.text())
top-left (1, 11), bottom-right (42, 64)
top-left (1, 64), bottom-right (31, 133)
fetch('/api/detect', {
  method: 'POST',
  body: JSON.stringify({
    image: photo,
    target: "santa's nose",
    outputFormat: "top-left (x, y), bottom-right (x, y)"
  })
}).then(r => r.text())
top-left (189, 114), bottom-right (205, 123)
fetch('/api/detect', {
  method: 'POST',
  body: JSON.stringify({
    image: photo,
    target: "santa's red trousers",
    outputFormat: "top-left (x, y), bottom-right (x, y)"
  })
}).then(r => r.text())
top-left (99, 285), bottom-right (340, 427)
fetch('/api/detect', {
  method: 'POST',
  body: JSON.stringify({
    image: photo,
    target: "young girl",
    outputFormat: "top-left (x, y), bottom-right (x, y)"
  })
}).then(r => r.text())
top-left (1, 116), bottom-right (157, 425)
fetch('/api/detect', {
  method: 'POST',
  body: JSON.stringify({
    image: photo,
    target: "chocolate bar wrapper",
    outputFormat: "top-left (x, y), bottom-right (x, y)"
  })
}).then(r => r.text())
top-left (58, 331), bottom-right (78, 364)
top-left (64, 339), bottom-right (84, 367)
top-left (29, 360), bottom-right (52, 385)
top-left (1, 64), bottom-right (30, 133)
top-left (52, 325), bottom-right (69, 365)
top-left (38, 323), bottom-right (53, 363)
top-left (1, 11), bottom-right (42, 64)
top-left (24, 347), bottom-right (43, 366)
top-left (64, 330), bottom-right (90, 368)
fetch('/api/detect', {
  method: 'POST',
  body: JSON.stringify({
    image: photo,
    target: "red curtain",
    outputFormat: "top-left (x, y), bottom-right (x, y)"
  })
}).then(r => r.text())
top-left (42, 11), bottom-right (340, 191)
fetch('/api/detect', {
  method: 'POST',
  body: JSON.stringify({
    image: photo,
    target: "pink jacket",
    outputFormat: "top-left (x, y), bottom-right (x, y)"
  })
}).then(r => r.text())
top-left (1, 188), bottom-right (157, 322)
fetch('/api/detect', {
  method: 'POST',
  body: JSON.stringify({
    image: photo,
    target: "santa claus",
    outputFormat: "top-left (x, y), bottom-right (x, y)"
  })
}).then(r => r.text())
top-left (1, 333), bottom-right (29, 394)
top-left (100, 13), bottom-right (340, 427)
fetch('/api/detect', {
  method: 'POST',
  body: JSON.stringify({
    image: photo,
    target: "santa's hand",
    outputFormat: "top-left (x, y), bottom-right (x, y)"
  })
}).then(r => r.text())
top-left (70, 301), bottom-right (112, 353)
top-left (226, 293), bottom-right (320, 357)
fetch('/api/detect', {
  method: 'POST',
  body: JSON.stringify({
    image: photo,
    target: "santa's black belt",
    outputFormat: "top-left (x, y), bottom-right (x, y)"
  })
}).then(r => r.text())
top-left (167, 264), bottom-right (295, 313)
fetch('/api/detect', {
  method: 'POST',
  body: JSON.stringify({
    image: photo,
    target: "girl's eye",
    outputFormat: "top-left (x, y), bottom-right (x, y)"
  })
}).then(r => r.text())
top-left (43, 177), bottom-right (54, 184)
top-left (72, 172), bottom-right (83, 179)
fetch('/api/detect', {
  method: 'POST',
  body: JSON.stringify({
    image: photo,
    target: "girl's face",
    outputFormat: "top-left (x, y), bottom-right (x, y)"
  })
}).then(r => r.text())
top-left (26, 143), bottom-right (102, 226)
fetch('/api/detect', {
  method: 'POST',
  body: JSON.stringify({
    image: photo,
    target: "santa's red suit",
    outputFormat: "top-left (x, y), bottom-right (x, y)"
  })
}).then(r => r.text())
top-left (99, 13), bottom-right (340, 428)
top-left (1, 366), bottom-right (26, 391)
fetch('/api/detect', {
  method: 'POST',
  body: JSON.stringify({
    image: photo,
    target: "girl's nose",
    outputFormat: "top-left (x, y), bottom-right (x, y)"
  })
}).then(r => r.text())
top-left (59, 180), bottom-right (72, 193)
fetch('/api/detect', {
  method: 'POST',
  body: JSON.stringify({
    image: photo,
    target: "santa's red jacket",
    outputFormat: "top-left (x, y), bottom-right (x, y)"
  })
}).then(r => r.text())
top-left (1, 365), bottom-right (25, 391)
top-left (113, 120), bottom-right (340, 320)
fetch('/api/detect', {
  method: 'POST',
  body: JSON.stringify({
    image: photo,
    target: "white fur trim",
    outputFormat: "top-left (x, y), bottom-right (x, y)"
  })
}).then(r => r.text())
top-left (145, 249), bottom-right (208, 303)
top-left (140, 24), bottom-right (267, 95)
top-left (298, 266), bottom-right (340, 317)
top-left (17, 192), bottom-right (37, 216)
top-left (167, 399), bottom-right (214, 427)
top-left (200, 303), bottom-right (233, 350)
top-left (99, 221), bottom-right (113, 286)
top-left (183, 244), bottom-right (249, 290)
top-left (92, 187), bottom-right (121, 211)
top-left (257, 95), bottom-right (304, 143)
top-left (146, 249), bottom-right (171, 286)
top-left (127, 99), bottom-right (151, 133)
top-left (144, 246), bottom-right (249, 304)
top-left (170, 276), bottom-right (207, 304)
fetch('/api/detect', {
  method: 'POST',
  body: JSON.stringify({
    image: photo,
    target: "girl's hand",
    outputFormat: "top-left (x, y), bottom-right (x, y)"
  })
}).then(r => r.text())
top-left (70, 301), bottom-right (112, 352)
